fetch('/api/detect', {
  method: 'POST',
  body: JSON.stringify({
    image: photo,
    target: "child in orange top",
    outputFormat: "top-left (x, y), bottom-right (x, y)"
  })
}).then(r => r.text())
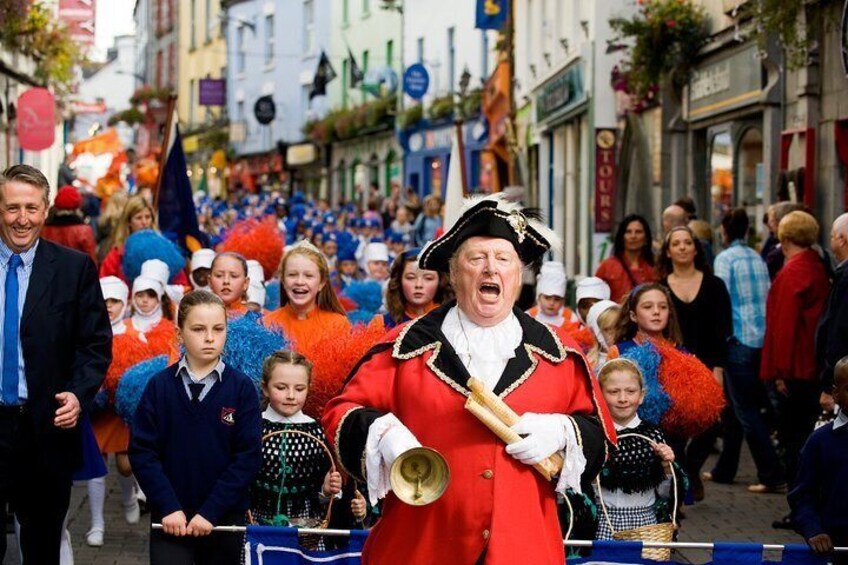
top-left (263, 241), bottom-right (351, 348)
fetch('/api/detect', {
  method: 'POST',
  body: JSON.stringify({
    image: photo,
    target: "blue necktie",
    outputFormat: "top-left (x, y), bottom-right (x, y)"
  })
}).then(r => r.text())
top-left (3, 255), bottom-right (22, 405)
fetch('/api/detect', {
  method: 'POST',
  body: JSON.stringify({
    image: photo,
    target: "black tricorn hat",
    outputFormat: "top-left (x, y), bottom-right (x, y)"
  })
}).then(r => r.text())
top-left (418, 194), bottom-right (561, 273)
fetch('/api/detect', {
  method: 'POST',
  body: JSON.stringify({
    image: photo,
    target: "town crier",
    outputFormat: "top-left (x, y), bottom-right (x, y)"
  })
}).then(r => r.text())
top-left (323, 194), bottom-right (615, 565)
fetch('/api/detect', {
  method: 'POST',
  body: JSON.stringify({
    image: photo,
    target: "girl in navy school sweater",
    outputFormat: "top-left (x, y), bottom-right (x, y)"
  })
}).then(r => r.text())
top-left (130, 290), bottom-right (261, 564)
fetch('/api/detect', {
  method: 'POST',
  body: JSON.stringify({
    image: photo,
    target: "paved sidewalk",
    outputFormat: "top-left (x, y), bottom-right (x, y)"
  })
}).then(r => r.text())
top-left (4, 448), bottom-right (806, 564)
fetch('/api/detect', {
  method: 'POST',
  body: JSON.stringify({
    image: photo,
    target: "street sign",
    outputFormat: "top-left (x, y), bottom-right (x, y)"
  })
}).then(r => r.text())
top-left (254, 95), bottom-right (276, 125)
top-left (403, 64), bottom-right (430, 100)
top-left (199, 79), bottom-right (226, 106)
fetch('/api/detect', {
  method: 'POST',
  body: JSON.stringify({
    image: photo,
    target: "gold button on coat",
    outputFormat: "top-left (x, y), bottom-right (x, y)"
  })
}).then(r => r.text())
top-left (482, 529), bottom-right (490, 540)
top-left (481, 469), bottom-right (493, 479)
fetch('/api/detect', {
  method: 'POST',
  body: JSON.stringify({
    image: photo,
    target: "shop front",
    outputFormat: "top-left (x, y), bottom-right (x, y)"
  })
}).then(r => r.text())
top-left (329, 131), bottom-right (401, 208)
top-left (534, 59), bottom-right (589, 273)
top-left (401, 116), bottom-right (491, 198)
top-left (683, 41), bottom-right (781, 245)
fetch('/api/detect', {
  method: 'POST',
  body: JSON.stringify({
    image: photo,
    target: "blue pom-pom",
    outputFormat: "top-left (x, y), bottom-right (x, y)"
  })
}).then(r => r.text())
top-left (264, 280), bottom-right (281, 311)
top-left (115, 355), bottom-right (169, 425)
top-left (123, 229), bottom-right (187, 283)
top-left (223, 312), bottom-right (288, 388)
top-left (620, 342), bottom-right (671, 425)
top-left (342, 281), bottom-right (383, 319)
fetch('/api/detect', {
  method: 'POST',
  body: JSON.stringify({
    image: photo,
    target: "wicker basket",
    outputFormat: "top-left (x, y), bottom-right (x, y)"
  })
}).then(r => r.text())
top-left (596, 432), bottom-right (678, 561)
top-left (248, 428), bottom-right (337, 548)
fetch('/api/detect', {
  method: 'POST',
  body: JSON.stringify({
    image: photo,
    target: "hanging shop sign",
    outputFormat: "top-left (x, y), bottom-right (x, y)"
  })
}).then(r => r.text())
top-left (686, 43), bottom-right (762, 121)
top-left (17, 88), bottom-right (55, 151)
top-left (254, 95), bottom-right (276, 125)
top-left (403, 64), bottom-right (430, 100)
top-left (286, 143), bottom-right (317, 166)
top-left (199, 79), bottom-right (226, 106)
top-left (594, 129), bottom-right (617, 233)
top-left (535, 63), bottom-right (585, 124)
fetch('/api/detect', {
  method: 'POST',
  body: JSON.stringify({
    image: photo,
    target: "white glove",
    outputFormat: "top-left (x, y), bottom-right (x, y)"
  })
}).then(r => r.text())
top-left (506, 412), bottom-right (568, 465)
top-left (365, 413), bottom-right (421, 506)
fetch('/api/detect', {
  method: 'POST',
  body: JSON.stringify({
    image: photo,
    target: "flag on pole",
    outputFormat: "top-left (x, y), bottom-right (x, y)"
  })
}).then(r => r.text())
top-left (348, 48), bottom-right (364, 88)
top-left (475, 0), bottom-right (509, 30)
top-left (157, 110), bottom-right (205, 253)
top-left (310, 51), bottom-right (337, 100)
top-left (442, 128), bottom-right (466, 231)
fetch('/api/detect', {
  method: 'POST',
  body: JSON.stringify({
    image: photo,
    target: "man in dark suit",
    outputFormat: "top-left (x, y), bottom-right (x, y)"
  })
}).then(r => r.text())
top-left (0, 165), bottom-right (111, 563)
top-left (817, 213), bottom-right (848, 412)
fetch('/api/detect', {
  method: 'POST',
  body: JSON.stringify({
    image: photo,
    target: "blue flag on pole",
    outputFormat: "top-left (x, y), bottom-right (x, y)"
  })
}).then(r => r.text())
top-left (475, 0), bottom-right (509, 30)
top-left (157, 111), bottom-right (206, 252)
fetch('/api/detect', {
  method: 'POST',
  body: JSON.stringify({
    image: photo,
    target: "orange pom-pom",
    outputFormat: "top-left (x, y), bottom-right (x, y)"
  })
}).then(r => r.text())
top-left (144, 320), bottom-right (179, 362)
top-left (564, 322), bottom-right (596, 353)
top-left (655, 343), bottom-right (725, 437)
top-left (216, 216), bottom-right (284, 280)
top-left (297, 322), bottom-right (386, 420)
top-left (105, 333), bottom-right (154, 397)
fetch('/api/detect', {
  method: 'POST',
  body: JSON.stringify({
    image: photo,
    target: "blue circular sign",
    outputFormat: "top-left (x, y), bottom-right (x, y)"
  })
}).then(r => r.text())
top-left (403, 64), bottom-right (430, 100)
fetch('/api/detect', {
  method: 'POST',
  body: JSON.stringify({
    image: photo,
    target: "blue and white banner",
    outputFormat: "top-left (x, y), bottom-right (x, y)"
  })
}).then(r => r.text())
top-left (570, 541), bottom-right (827, 565)
top-left (244, 528), bottom-right (829, 565)
top-left (475, 0), bottom-right (508, 30)
top-left (245, 526), bottom-right (366, 565)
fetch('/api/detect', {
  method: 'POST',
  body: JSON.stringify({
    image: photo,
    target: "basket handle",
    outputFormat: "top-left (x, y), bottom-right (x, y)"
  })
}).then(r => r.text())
top-left (249, 428), bottom-right (338, 528)
top-left (595, 432), bottom-right (678, 536)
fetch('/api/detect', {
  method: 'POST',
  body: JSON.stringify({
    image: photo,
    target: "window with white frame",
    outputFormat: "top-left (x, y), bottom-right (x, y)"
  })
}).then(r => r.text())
top-left (205, 0), bottom-right (212, 42)
top-left (304, 0), bottom-right (315, 55)
top-left (265, 14), bottom-right (275, 65)
top-left (190, 0), bottom-right (196, 48)
top-left (447, 27), bottom-right (455, 93)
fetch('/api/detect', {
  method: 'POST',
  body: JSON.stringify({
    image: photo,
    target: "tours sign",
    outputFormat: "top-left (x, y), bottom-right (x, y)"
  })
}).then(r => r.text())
top-left (594, 129), bottom-right (617, 233)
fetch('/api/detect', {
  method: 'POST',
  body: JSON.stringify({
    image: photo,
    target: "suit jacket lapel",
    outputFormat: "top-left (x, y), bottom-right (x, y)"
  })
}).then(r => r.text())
top-left (22, 240), bottom-right (57, 326)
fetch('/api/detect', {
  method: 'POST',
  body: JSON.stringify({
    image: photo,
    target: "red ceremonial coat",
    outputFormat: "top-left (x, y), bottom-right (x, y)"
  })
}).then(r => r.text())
top-left (323, 303), bottom-right (615, 565)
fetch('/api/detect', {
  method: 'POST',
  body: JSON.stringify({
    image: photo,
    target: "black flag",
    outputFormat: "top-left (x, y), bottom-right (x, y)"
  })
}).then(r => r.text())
top-left (348, 48), bottom-right (364, 88)
top-left (309, 51), bottom-right (337, 100)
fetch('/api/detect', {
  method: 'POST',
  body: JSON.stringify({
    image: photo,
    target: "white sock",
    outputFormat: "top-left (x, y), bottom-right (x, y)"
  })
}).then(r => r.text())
top-left (87, 477), bottom-right (106, 531)
top-left (118, 473), bottom-right (137, 507)
top-left (60, 511), bottom-right (74, 565)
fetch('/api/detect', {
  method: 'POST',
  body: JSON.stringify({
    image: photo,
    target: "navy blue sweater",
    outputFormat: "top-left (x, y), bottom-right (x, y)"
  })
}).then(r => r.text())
top-left (788, 421), bottom-right (848, 539)
top-left (129, 363), bottom-right (261, 524)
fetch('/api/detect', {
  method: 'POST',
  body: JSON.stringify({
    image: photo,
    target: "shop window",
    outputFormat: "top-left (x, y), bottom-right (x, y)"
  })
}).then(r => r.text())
top-left (709, 131), bottom-right (733, 233)
top-left (737, 127), bottom-right (764, 244)
top-left (337, 161), bottom-right (347, 203)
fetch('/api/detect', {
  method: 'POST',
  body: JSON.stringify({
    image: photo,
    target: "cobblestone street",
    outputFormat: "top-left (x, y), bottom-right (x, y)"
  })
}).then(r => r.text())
top-left (2, 445), bottom-right (807, 564)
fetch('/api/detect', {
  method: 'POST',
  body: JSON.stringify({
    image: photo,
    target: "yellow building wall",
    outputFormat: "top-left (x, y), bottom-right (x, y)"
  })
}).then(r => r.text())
top-left (177, 0), bottom-right (227, 130)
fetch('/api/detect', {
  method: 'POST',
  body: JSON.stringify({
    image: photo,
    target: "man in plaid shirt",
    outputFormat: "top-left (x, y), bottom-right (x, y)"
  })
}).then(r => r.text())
top-left (714, 208), bottom-right (786, 493)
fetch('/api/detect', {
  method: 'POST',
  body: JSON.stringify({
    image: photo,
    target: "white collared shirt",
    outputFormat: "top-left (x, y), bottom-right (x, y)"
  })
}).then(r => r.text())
top-left (440, 306), bottom-right (522, 391)
top-left (176, 356), bottom-right (225, 403)
top-left (833, 408), bottom-right (848, 430)
top-left (262, 406), bottom-right (315, 424)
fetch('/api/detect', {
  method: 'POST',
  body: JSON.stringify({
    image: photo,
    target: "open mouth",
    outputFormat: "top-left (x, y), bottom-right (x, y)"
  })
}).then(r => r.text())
top-left (291, 288), bottom-right (309, 297)
top-left (479, 282), bottom-right (501, 298)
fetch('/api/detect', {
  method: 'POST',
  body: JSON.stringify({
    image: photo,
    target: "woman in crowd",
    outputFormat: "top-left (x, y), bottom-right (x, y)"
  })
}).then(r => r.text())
top-left (658, 226), bottom-right (733, 501)
top-left (595, 214), bottom-right (658, 302)
top-left (411, 195), bottom-right (443, 246)
top-left (761, 211), bottom-right (830, 493)
top-left (382, 248), bottom-right (451, 329)
top-left (99, 196), bottom-right (156, 281)
top-left (263, 241), bottom-right (351, 347)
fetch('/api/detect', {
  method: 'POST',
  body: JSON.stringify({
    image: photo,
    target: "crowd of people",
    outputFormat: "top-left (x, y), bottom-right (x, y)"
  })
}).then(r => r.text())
top-left (1, 162), bottom-right (846, 564)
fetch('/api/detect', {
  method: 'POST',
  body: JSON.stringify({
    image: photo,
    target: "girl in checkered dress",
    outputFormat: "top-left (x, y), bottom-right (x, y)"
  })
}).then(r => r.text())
top-left (595, 359), bottom-right (677, 539)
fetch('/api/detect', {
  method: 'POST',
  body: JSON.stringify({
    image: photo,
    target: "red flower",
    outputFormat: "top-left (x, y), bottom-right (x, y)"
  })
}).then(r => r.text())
top-left (666, 19), bottom-right (678, 27)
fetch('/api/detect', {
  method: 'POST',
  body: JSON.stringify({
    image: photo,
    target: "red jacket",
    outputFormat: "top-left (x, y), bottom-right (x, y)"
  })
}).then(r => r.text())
top-left (760, 249), bottom-right (830, 381)
top-left (323, 304), bottom-right (615, 565)
top-left (41, 214), bottom-right (97, 264)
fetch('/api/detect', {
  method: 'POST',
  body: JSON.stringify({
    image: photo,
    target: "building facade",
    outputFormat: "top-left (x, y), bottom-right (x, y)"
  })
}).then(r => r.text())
top-left (225, 0), bottom-right (331, 193)
top-left (514, 0), bottom-right (635, 274)
top-left (178, 0), bottom-right (228, 194)
top-left (400, 0), bottom-right (497, 198)
top-left (325, 0), bottom-right (402, 206)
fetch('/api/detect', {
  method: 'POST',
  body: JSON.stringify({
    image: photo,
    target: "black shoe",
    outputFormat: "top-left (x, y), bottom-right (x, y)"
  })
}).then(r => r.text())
top-left (772, 515), bottom-right (793, 530)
